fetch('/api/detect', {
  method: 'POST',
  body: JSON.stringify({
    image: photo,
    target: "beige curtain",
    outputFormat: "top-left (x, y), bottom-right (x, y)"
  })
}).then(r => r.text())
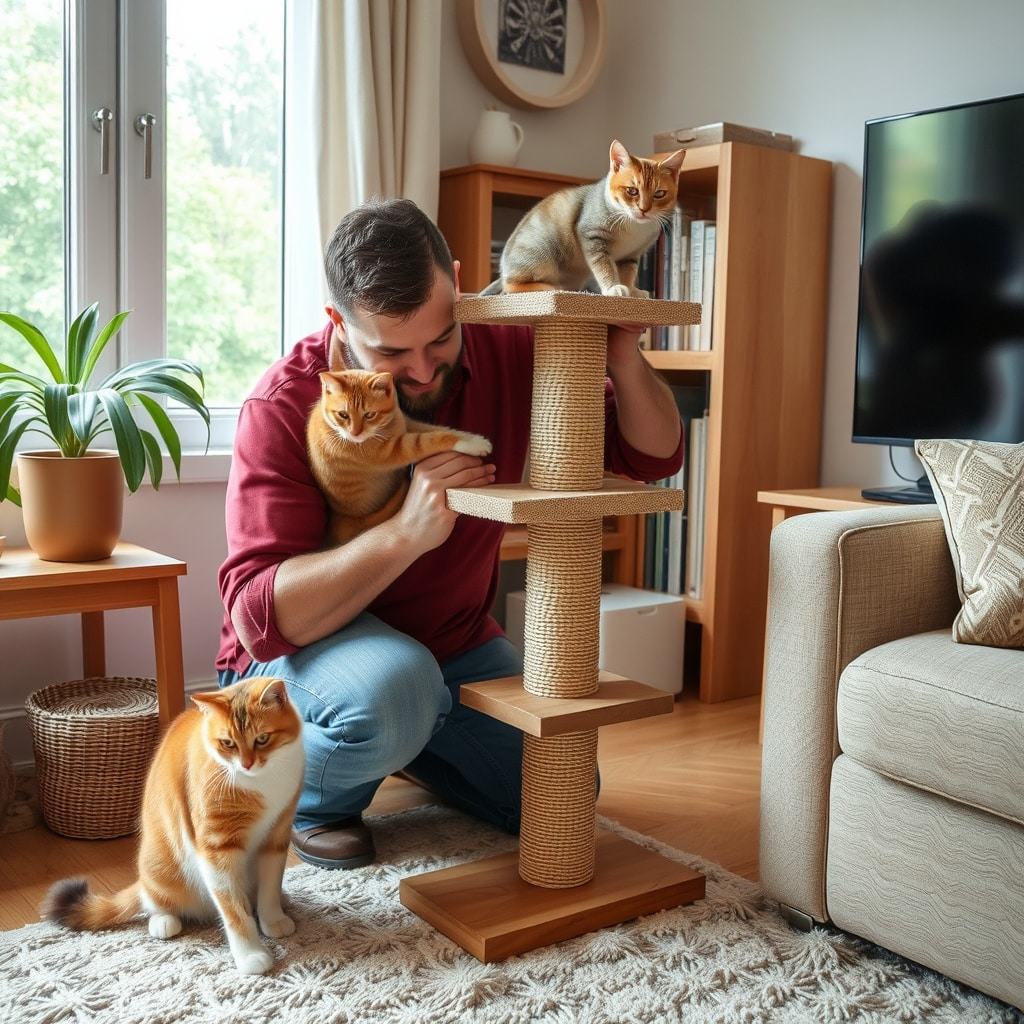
top-left (315, 0), bottom-right (442, 248)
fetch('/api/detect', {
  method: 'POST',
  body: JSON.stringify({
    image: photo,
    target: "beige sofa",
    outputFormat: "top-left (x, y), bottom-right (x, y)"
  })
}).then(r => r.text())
top-left (759, 505), bottom-right (1024, 1011)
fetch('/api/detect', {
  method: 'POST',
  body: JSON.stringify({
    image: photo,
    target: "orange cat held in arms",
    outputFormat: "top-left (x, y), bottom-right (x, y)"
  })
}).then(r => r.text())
top-left (307, 368), bottom-right (492, 545)
top-left (41, 677), bottom-right (304, 976)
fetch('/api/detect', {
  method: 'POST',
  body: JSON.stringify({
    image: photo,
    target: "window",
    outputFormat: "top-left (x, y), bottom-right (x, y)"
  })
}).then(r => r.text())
top-left (0, 0), bottom-right (322, 458)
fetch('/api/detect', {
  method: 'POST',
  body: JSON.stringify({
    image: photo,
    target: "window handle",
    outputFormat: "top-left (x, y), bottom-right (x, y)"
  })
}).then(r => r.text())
top-left (134, 113), bottom-right (157, 180)
top-left (91, 107), bottom-right (113, 175)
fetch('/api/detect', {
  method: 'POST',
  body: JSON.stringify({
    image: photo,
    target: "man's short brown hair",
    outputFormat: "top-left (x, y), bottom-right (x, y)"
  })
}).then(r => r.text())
top-left (324, 198), bottom-right (454, 321)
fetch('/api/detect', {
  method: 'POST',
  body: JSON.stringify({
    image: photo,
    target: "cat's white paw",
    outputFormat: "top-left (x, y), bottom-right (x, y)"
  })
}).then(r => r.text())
top-left (602, 284), bottom-right (631, 298)
top-left (454, 435), bottom-right (492, 458)
top-left (629, 287), bottom-right (650, 298)
top-left (148, 913), bottom-right (182, 939)
top-left (259, 913), bottom-right (296, 938)
top-left (235, 947), bottom-right (274, 976)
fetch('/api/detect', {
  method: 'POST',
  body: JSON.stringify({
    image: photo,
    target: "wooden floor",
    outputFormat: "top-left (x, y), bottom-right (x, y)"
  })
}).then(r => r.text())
top-left (0, 693), bottom-right (762, 931)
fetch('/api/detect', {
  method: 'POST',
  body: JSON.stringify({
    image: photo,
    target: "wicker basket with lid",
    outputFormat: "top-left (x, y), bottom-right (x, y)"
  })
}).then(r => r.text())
top-left (25, 676), bottom-right (159, 838)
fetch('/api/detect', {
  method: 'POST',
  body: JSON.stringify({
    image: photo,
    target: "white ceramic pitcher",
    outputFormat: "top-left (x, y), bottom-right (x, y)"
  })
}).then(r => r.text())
top-left (469, 108), bottom-right (525, 166)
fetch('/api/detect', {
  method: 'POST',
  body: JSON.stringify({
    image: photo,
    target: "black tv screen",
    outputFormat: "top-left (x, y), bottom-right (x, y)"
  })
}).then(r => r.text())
top-left (853, 92), bottom-right (1024, 446)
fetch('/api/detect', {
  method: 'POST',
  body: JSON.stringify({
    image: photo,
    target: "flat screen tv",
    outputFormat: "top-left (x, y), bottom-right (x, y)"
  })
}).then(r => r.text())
top-left (853, 91), bottom-right (1024, 501)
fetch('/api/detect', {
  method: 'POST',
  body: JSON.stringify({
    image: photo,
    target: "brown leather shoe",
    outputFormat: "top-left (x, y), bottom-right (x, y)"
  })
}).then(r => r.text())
top-left (291, 817), bottom-right (375, 870)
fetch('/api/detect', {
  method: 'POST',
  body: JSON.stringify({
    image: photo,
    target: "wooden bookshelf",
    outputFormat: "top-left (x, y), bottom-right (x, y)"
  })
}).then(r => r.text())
top-left (439, 147), bottom-right (832, 703)
top-left (636, 142), bottom-right (833, 701)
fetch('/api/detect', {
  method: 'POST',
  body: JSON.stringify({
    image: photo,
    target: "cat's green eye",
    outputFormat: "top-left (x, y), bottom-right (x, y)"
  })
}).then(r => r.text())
top-left (626, 187), bottom-right (639, 197)
top-left (220, 738), bottom-right (236, 749)
top-left (365, 412), bottom-right (377, 420)
top-left (254, 733), bottom-right (271, 746)
top-left (338, 412), bottom-right (350, 421)
top-left (653, 190), bottom-right (666, 199)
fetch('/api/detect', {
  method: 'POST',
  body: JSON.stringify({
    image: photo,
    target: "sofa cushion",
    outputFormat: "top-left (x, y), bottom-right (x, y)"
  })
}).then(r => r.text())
top-left (915, 437), bottom-right (1024, 649)
top-left (838, 630), bottom-right (1024, 825)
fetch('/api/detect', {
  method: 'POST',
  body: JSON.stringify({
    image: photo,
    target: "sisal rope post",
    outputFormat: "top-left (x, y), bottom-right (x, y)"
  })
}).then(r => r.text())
top-left (518, 318), bottom-right (608, 888)
top-left (529, 321), bottom-right (606, 490)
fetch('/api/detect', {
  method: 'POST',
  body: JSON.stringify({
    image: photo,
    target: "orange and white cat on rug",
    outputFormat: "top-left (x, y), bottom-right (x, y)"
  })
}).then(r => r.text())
top-left (42, 677), bottom-right (305, 976)
top-left (308, 368), bottom-right (492, 545)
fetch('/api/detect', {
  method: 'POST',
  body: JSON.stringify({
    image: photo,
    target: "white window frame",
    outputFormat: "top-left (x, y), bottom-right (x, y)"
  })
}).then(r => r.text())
top-left (16, 0), bottom-right (324, 480)
top-left (116, 0), bottom-right (324, 466)
top-left (120, 0), bottom-right (240, 457)
top-left (68, 0), bottom-right (118, 375)
top-left (9, 0), bottom-right (323, 483)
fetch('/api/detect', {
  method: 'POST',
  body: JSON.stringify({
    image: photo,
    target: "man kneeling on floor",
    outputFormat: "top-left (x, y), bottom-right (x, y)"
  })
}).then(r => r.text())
top-left (215, 198), bottom-right (684, 868)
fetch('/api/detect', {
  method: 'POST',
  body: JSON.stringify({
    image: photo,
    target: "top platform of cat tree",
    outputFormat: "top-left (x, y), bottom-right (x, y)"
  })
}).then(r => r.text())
top-left (457, 292), bottom-right (701, 327)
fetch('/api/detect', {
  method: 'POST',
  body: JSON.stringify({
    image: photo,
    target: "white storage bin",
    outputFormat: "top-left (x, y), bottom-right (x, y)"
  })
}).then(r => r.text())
top-left (505, 584), bottom-right (686, 694)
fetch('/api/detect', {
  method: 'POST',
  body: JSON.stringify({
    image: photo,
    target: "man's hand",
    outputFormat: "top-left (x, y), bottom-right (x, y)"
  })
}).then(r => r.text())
top-left (394, 452), bottom-right (496, 555)
top-left (607, 322), bottom-right (647, 371)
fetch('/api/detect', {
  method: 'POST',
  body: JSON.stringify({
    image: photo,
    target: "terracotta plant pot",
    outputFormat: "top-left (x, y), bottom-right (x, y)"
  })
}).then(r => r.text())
top-left (17, 450), bottom-right (124, 562)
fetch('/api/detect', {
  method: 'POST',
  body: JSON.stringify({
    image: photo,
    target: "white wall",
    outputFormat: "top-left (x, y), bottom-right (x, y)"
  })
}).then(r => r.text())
top-left (3, 3), bottom-right (1021, 761)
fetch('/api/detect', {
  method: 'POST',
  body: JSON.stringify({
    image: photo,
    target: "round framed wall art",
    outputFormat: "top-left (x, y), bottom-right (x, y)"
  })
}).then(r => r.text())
top-left (457, 0), bottom-right (607, 111)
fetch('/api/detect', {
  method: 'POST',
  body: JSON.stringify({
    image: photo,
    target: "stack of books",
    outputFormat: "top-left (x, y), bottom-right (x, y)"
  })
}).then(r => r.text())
top-left (637, 207), bottom-right (717, 351)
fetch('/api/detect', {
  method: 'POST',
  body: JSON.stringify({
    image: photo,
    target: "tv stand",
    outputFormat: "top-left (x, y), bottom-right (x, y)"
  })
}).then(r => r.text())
top-left (861, 473), bottom-right (934, 504)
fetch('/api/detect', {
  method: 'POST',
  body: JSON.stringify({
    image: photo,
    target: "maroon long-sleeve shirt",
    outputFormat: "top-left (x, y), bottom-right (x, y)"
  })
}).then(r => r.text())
top-left (216, 321), bottom-right (684, 673)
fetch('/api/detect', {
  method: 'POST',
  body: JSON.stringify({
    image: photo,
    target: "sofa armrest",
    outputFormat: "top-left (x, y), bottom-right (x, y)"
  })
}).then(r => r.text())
top-left (758, 505), bottom-right (960, 923)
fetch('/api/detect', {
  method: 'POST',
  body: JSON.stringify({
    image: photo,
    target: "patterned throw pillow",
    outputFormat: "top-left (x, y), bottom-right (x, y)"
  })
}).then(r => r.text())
top-left (915, 439), bottom-right (1024, 649)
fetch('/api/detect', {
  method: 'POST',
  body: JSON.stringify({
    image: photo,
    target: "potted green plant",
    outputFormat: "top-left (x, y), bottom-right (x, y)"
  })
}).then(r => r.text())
top-left (0, 303), bottom-right (209, 561)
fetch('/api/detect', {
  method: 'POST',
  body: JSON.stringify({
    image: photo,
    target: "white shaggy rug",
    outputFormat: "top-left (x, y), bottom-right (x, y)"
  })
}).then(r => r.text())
top-left (1, 806), bottom-right (1020, 1024)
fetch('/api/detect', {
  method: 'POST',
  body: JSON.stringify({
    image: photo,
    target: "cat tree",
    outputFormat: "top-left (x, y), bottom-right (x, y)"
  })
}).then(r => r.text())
top-left (400, 292), bottom-right (705, 962)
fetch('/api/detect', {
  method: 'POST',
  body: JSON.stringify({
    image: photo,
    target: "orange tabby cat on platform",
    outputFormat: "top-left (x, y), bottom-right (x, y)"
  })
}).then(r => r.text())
top-left (307, 368), bottom-right (492, 545)
top-left (42, 677), bottom-right (304, 976)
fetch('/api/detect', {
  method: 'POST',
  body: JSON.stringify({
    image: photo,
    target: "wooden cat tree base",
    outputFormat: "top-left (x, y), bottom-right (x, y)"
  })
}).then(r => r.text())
top-left (401, 828), bottom-right (706, 963)
top-left (400, 292), bottom-right (705, 962)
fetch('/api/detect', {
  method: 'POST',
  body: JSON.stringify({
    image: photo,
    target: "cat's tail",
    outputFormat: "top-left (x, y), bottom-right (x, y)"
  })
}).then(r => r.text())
top-left (42, 877), bottom-right (142, 930)
top-left (477, 278), bottom-right (503, 296)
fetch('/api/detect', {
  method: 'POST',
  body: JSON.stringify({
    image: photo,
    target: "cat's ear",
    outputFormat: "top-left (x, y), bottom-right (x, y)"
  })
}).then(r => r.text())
top-left (368, 372), bottom-right (394, 395)
top-left (257, 678), bottom-right (289, 708)
top-left (609, 139), bottom-right (632, 172)
top-left (320, 371), bottom-right (344, 394)
top-left (660, 148), bottom-right (686, 177)
top-left (192, 691), bottom-right (229, 715)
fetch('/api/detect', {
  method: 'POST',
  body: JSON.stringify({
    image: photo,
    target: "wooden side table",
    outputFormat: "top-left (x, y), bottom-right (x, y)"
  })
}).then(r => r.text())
top-left (756, 488), bottom-right (899, 740)
top-left (0, 542), bottom-right (187, 729)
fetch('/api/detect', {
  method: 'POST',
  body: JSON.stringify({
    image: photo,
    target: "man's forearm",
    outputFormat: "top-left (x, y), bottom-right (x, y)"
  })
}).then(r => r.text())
top-left (262, 520), bottom-right (423, 649)
top-left (607, 348), bottom-right (682, 458)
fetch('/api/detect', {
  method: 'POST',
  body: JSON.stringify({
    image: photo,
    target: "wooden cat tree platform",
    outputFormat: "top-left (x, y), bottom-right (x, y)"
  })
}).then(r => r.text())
top-left (400, 291), bottom-right (705, 962)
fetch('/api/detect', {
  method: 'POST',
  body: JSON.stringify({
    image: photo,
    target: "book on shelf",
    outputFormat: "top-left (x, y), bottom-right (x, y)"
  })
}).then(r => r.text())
top-left (666, 207), bottom-right (691, 351)
top-left (665, 464), bottom-right (685, 595)
top-left (641, 386), bottom-right (708, 598)
top-left (699, 224), bottom-right (716, 352)
top-left (684, 413), bottom-right (708, 599)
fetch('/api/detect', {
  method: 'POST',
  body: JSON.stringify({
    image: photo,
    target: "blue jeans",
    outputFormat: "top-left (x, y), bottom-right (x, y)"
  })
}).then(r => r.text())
top-left (218, 613), bottom-right (524, 833)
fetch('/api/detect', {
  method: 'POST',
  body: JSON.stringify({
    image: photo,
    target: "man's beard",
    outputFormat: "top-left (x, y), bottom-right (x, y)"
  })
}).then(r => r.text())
top-left (343, 340), bottom-right (462, 418)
